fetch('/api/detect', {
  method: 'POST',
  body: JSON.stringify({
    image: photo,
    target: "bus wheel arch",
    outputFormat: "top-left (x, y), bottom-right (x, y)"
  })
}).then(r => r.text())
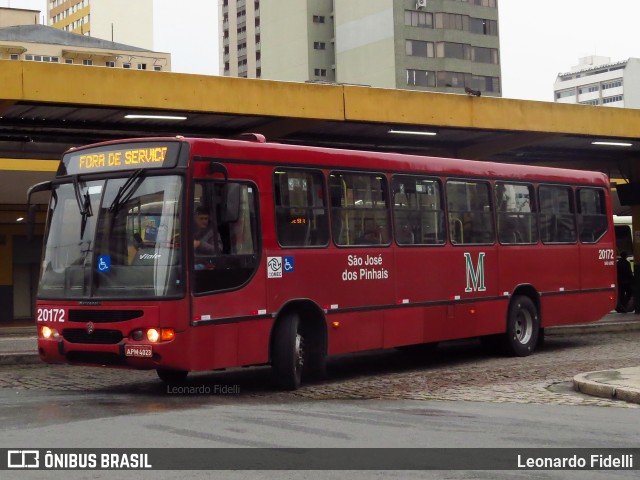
top-left (270, 300), bottom-right (328, 390)
top-left (504, 288), bottom-right (541, 356)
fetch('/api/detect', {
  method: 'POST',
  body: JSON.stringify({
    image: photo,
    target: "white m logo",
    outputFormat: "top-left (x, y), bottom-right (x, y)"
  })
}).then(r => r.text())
top-left (464, 252), bottom-right (486, 292)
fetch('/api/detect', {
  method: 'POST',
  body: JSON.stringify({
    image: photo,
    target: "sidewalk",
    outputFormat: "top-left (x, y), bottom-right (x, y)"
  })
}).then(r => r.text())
top-left (1, 314), bottom-right (639, 404)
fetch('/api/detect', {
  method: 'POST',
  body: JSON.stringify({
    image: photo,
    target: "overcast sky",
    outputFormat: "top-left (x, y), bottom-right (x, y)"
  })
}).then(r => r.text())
top-left (6, 0), bottom-right (640, 102)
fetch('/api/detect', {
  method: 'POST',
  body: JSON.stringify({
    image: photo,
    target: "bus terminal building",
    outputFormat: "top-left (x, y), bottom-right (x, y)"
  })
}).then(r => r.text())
top-left (1, 60), bottom-right (640, 323)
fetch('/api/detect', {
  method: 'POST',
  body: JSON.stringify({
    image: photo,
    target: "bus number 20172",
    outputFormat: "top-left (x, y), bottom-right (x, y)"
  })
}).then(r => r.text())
top-left (37, 308), bottom-right (65, 323)
top-left (598, 249), bottom-right (615, 260)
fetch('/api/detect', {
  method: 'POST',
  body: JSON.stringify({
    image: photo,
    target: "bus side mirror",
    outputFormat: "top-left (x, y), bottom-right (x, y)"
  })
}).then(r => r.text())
top-left (222, 183), bottom-right (240, 223)
top-left (27, 204), bottom-right (38, 241)
top-left (26, 180), bottom-right (52, 241)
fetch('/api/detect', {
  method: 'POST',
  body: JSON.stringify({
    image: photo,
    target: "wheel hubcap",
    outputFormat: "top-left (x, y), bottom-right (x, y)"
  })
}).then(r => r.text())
top-left (294, 333), bottom-right (304, 371)
top-left (515, 308), bottom-right (533, 344)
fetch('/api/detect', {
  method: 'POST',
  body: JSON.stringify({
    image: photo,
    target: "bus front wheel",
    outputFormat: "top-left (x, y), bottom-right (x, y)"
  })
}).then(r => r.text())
top-left (272, 313), bottom-right (304, 390)
top-left (157, 368), bottom-right (188, 384)
top-left (503, 295), bottom-right (539, 357)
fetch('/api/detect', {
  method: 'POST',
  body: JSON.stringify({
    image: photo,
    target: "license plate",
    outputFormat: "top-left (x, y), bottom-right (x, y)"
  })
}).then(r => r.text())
top-left (125, 345), bottom-right (152, 358)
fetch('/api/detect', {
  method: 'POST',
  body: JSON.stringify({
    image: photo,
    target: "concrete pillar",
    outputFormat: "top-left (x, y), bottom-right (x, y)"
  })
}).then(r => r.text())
top-left (0, 234), bottom-right (13, 322)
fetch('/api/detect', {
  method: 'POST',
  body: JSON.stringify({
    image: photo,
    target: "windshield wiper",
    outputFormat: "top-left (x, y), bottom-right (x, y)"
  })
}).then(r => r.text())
top-left (109, 169), bottom-right (145, 213)
top-left (72, 176), bottom-right (93, 238)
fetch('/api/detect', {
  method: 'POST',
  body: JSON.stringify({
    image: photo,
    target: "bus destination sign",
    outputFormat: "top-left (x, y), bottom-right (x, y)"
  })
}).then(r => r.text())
top-left (63, 142), bottom-right (180, 175)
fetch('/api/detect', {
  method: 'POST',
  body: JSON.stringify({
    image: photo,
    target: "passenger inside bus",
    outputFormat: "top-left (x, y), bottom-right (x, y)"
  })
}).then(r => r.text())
top-left (193, 206), bottom-right (222, 255)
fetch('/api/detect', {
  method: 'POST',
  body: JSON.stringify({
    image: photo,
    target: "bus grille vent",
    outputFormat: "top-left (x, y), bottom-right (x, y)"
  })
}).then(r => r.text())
top-left (68, 310), bottom-right (144, 323)
top-left (66, 351), bottom-right (126, 366)
top-left (63, 329), bottom-right (123, 344)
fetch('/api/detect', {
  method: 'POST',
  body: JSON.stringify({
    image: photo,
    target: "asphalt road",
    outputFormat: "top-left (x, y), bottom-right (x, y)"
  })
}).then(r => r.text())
top-left (0, 329), bottom-right (638, 479)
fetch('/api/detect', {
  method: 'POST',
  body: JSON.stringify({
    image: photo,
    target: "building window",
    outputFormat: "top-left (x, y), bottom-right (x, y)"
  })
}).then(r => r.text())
top-left (436, 71), bottom-right (500, 93)
top-left (312, 15), bottom-right (325, 23)
top-left (603, 95), bottom-right (623, 104)
top-left (314, 68), bottom-right (327, 77)
top-left (556, 89), bottom-right (575, 99)
top-left (602, 80), bottom-right (622, 90)
top-left (153, 65), bottom-right (162, 71)
top-left (406, 69), bottom-right (435, 87)
top-left (123, 63), bottom-right (131, 69)
top-left (406, 40), bottom-right (434, 58)
top-left (471, 46), bottom-right (499, 64)
top-left (404, 10), bottom-right (433, 28)
top-left (468, 0), bottom-right (497, 6)
top-left (82, 59), bottom-right (93, 65)
top-left (314, 42), bottom-right (326, 50)
top-left (105, 61), bottom-right (115, 67)
top-left (10, 54), bottom-right (19, 60)
top-left (137, 63), bottom-right (147, 70)
top-left (435, 13), bottom-right (465, 30)
top-left (65, 58), bottom-right (73, 64)
top-left (436, 42), bottom-right (470, 60)
top-left (25, 55), bottom-right (59, 63)
top-left (468, 17), bottom-right (498, 35)
top-left (579, 99), bottom-right (600, 106)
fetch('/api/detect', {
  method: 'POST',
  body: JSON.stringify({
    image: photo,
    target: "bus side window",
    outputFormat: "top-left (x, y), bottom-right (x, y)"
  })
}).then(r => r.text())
top-left (495, 182), bottom-right (538, 245)
top-left (329, 172), bottom-right (390, 247)
top-left (273, 168), bottom-right (329, 248)
top-left (578, 188), bottom-right (607, 243)
top-left (446, 179), bottom-right (494, 245)
top-left (392, 175), bottom-right (445, 246)
top-left (192, 181), bottom-right (260, 294)
top-left (539, 185), bottom-right (577, 244)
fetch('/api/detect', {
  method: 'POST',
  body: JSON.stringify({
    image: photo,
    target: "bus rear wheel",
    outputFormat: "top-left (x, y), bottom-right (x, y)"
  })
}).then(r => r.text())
top-left (156, 368), bottom-right (188, 384)
top-left (503, 295), bottom-right (539, 357)
top-left (272, 313), bottom-right (304, 390)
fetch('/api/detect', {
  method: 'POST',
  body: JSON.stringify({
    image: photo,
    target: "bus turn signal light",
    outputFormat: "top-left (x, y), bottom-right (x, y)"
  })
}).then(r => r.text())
top-left (145, 328), bottom-right (175, 343)
top-left (161, 329), bottom-right (175, 341)
top-left (40, 325), bottom-right (59, 339)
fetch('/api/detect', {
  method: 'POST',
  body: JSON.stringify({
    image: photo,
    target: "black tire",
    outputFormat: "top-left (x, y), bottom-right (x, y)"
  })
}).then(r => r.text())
top-left (156, 368), bottom-right (188, 384)
top-left (305, 351), bottom-right (327, 381)
top-left (503, 295), bottom-right (539, 357)
top-left (272, 313), bottom-right (304, 390)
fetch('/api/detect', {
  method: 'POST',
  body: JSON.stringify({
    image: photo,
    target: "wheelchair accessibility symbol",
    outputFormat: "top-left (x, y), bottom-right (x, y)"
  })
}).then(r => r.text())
top-left (97, 255), bottom-right (111, 272)
top-left (283, 256), bottom-right (294, 273)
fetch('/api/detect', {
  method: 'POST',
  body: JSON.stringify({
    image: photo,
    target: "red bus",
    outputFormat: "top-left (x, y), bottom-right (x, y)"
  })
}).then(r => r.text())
top-left (28, 135), bottom-right (616, 389)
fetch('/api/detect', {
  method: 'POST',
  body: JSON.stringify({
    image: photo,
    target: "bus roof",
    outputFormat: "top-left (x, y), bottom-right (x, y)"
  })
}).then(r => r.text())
top-left (67, 136), bottom-right (611, 187)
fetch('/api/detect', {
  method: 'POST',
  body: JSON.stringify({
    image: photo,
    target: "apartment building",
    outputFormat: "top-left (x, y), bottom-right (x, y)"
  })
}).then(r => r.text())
top-left (0, 7), bottom-right (39, 27)
top-left (554, 56), bottom-right (640, 108)
top-left (220, 0), bottom-right (502, 96)
top-left (48, 0), bottom-right (154, 50)
top-left (0, 6), bottom-right (170, 71)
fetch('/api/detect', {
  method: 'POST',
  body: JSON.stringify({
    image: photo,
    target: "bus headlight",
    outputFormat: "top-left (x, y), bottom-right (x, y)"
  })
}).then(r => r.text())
top-left (145, 328), bottom-right (175, 343)
top-left (40, 326), bottom-right (59, 339)
top-left (147, 329), bottom-right (160, 343)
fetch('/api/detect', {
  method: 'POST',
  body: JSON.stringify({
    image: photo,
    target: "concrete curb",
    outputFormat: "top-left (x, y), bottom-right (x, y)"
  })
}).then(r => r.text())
top-left (573, 370), bottom-right (640, 405)
top-left (547, 321), bottom-right (640, 336)
top-left (0, 352), bottom-right (41, 366)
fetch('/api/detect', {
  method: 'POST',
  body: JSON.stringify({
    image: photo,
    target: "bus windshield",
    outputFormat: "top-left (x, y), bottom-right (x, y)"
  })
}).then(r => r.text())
top-left (39, 174), bottom-right (183, 299)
